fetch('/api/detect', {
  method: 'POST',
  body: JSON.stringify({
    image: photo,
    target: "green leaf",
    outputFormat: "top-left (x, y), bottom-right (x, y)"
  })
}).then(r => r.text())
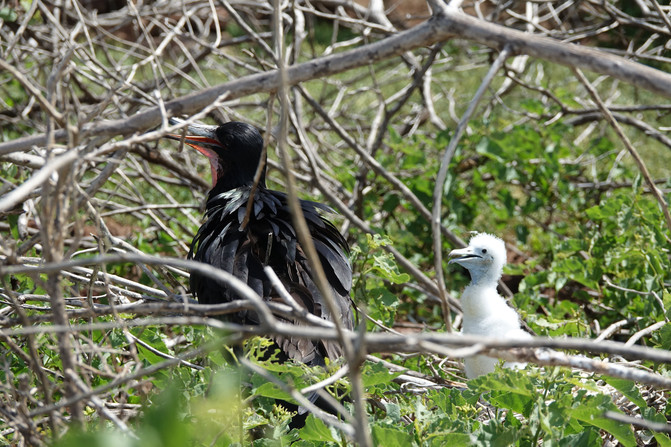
top-left (366, 233), bottom-right (390, 250)
top-left (663, 292), bottom-right (671, 319)
top-left (520, 98), bottom-right (545, 115)
top-left (371, 254), bottom-right (411, 284)
top-left (637, 408), bottom-right (671, 446)
top-left (556, 430), bottom-right (601, 447)
top-left (603, 377), bottom-right (647, 409)
top-left (569, 396), bottom-right (636, 447)
top-left (384, 402), bottom-right (402, 424)
top-left (254, 382), bottom-right (292, 401)
top-left (140, 385), bottom-right (191, 447)
top-left (8, 214), bottom-right (19, 240)
top-left (471, 369), bottom-right (536, 416)
top-left (585, 205), bottom-right (603, 220)
top-left (654, 433), bottom-right (671, 447)
top-left (371, 425), bottom-right (413, 447)
top-left (299, 415), bottom-right (339, 442)
top-left (656, 323), bottom-right (671, 350)
top-left (475, 137), bottom-right (504, 162)
top-left (429, 432), bottom-right (472, 447)
top-left (472, 421), bottom-right (516, 447)
top-left (489, 391), bottom-right (534, 417)
top-left (469, 369), bottom-right (536, 397)
top-left (362, 361), bottom-right (403, 388)
top-left (0, 7), bottom-right (18, 22)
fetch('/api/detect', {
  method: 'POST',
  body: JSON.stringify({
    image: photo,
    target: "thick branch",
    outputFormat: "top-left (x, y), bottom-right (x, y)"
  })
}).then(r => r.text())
top-left (3, 9), bottom-right (671, 155)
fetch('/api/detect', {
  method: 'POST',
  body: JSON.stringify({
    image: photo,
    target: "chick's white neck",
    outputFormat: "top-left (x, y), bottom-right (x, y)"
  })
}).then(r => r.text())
top-left (463, 263), bottom-right (501, 287)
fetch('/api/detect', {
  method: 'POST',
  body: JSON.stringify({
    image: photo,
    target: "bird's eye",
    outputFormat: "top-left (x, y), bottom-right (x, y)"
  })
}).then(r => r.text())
top-left (482, 249), bottom-right (487, 254)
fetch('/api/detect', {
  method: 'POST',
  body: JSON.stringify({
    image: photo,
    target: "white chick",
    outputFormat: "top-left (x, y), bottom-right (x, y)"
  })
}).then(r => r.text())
top-left (449, 233), bottom-right (530, 378)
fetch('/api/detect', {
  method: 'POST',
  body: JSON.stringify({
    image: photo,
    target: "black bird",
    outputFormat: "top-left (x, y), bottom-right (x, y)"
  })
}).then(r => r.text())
top-left (166, 119), bottom-right (353, 367)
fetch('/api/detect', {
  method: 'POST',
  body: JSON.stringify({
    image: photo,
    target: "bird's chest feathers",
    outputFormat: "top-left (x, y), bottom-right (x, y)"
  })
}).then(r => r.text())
top-left (203, 190), bottom-right (301, 264)
top-left (460, 284), bottom-right (517, 334)
top-left (460, 285), bottom-right (494, 315)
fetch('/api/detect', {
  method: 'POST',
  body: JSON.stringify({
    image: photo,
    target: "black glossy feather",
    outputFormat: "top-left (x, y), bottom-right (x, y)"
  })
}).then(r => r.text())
top-left (169, 120), bottom-right (353, 426)
top-left (189, 185), bottom-right (353, 364)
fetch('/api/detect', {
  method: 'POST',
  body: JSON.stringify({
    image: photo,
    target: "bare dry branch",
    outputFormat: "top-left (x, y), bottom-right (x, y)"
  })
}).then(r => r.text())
top-left (2, 0), bottom-right (671, 443)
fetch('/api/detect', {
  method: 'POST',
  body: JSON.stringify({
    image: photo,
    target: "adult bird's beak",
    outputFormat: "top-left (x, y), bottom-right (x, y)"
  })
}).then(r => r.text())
top-left (448, 246), bottom-right (480, 265)
top-left (166, 118), bottom-right (223, 157)
top-left (166, 118), bottom-right (223, 185)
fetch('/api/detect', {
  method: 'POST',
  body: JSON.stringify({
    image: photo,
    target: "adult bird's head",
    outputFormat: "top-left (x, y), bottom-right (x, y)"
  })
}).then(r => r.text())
top-left (448, 233), bottom-right (507, 285)
top-left (166, 119), bottom-right (266, 194)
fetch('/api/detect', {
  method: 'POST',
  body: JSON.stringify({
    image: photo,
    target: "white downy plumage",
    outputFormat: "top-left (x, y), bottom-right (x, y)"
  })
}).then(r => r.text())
top-left (449, 233), bottom-right (530, 378)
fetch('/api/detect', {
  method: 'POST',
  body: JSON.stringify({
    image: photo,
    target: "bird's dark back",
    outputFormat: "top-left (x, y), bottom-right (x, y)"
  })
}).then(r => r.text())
top-left (189, 185), bottom-right (353, 365)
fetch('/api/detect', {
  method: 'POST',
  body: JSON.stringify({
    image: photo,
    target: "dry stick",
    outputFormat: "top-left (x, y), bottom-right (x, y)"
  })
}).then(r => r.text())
top-left (565, 111), bottom-right (671, 150)
top-left (128, 333), bottom-right (203, 370)
top-left (241, 95), bottom-right (274, 230)
top-left (263, 266), bottom-right (333, 328)
top-left (594, 318), bottom-right (633, 342)
top-left (368, 43), bottom-right (444, 154)
top-left (3, 0), bottom-right (40, 57)
top-left (300, 364), bottom-right (351, 395)
top-left (650, 0), bottom-right (671, 34)
top-left (626, 321), bottom-right (666, 347)
top-left (431, 46), bottom-right (513, 333)
top-left (296, 83), bottom-right (464, 248)
top-left (6, 308), bottom-right (671, 367)
top-left (0, 12), bottom-right (439, 155)
top-left (0, 293), bottom-right (345, 332)
top-left (366, 354), bottom-right (464, 388)
top-left (120, 156), bottom-right (197, 248)
top-left (0, 150), bottom-right (81, 214)
top-left (573, 68), bottom-right (671, 235)
top-left (239, 357), bottom-right (354, 435)
top-left (40, 42), bottom-right (86, 427)
top-left (604, 411), bottom-right (671, 435)
top-left (361, 332), bottom-right (671, 364)
top-left (81, 197), bottom-right (185, 302)
top-left (309, 166), bottom-right (461, 311)
top-left (4, 309), bottom-right (671, 393)
top-left (2, 254), bottom-right (277, 329)
top-left (1, 299), bottom-right (239, 326)
top-left (0, 59), bottom-right (64, 126)
top-left (521, 349), bottom-right (671, 389)
top-left (42, 185), bottom-right (85, 431)
top-left (29, 342), bottom-right (217, 418)
top-left (0, 280), bottom-right (60, 436)
top-left (5, 6), bottom-right (671, 157)
top-left (265, 264), bottom-right (353, 416)
top-left (4, 243), bottom-right (671, 381)
top-left (295, 86), bottom-right (462, 310)
top-left (65, 369), bottom-right (138, 439)
top-left (270, 2), bottom-right (370, 444)
top-left (5, 315), bottom-right (671, 390)
top-left (218, 0), bottom-right (276, 59)
top-left (0, 91), bottom-right (231, 213)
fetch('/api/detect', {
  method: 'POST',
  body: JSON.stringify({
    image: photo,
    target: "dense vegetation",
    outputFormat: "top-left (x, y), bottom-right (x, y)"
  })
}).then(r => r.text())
top-left (1, 1), bottom-right (670, 445)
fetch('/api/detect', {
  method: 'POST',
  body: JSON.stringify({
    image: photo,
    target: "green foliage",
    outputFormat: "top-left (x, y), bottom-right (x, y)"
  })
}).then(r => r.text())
top-left (52, 363), bottom-right (670, 446)
top-left (65, 114), bottom-right (666, 446)
top-left (352, 234), bottom-right (410, 328)
top-left (0, 7), bottom-right (18, 22)
top-left (54, 370), bottom-right (244, 447)
top-left (4, 5), bottom-right (671, 446)
top-left (519, 186), bottom-right (670, 340)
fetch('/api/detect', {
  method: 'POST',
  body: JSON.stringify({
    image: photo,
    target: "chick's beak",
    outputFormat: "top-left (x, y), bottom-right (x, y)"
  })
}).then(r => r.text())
top-left (448, 246), bottom-right (480, 265)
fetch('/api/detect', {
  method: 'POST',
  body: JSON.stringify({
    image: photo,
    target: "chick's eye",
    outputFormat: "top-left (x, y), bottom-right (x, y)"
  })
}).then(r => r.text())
top-left (482, 249), bottom-right (488, 254)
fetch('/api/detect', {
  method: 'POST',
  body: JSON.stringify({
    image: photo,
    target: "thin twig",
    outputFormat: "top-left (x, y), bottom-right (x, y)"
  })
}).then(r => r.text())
top-left (431, 45), bottom-right (513, 332)
top-left (573, 67), bottom-right (671, 235)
